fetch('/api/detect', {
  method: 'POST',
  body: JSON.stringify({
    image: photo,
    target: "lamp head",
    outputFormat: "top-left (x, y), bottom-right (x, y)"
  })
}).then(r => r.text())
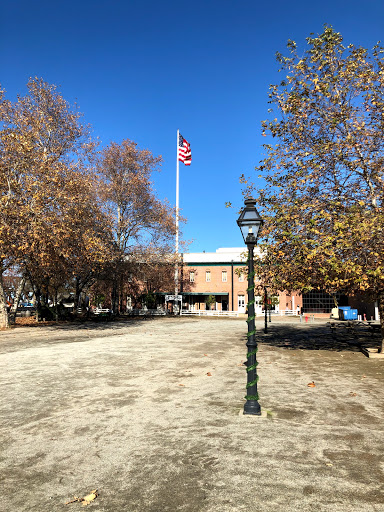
top-left (237, 198), bottom-right (263, 245)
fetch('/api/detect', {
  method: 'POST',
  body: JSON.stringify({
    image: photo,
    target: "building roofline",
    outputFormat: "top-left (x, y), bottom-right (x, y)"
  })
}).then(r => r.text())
top-left (183, 247), bottom-right (260, 264)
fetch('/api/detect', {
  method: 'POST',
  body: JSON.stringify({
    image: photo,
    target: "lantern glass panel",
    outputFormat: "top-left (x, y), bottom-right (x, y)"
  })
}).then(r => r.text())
top-left (237, 199), bottom-right (263, 243)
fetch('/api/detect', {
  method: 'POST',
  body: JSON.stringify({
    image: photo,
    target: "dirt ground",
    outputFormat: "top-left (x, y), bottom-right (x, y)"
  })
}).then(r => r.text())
top-left (1, 316), bottom-right (384, 511)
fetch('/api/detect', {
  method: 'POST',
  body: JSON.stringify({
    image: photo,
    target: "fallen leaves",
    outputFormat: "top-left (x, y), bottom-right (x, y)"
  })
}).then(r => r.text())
top-left (307, 381), bottom-right (316, 388)
top-left (65, 489), bottom-right (99, 506)
top-left (82, 490), bottom-right (99, 506)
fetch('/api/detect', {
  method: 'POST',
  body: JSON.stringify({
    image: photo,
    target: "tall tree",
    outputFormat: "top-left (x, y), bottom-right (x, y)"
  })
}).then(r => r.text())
top-left (97, 139), bottom-right (176, 312)
top-left (249, 27), bottom-right (384, 349)
top-left (0, 78), bottom-right (108, 326)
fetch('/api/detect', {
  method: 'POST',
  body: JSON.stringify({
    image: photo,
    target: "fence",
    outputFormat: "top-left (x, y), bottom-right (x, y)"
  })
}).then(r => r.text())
top-left (181, 310), bottom-right (239, 317)
top-left (129, 309), bottom-right (166, 316)
top-left (127, 308), bottom-right (299, 318)
top-left (255, 309), bottom-right (299, 317)
top-left (181, 309), bottom-right (298, 318)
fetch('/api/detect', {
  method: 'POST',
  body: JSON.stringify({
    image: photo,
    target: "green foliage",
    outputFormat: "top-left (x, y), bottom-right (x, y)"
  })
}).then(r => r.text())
top-left (142, 291), bottom-right (156, 309)
top-left (269, 295), bottom-right (280, 307)
top-left (205, 295), bottom-right (216, 307)
top-left (94, 294), bottom-right (106, 307)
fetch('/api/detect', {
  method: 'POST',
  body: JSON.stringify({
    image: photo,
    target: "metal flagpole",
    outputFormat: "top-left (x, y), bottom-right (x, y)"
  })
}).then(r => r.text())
top-left (175, 129), bottom-right (180, 312)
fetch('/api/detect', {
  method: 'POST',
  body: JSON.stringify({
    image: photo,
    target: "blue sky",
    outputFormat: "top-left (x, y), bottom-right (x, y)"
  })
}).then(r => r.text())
top-left (1, 0), bottom-right (384, 252)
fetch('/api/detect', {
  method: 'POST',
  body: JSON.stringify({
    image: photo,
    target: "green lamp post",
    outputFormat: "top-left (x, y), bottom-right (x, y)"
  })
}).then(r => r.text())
top-left (237, 198), bottom-right (263, 415)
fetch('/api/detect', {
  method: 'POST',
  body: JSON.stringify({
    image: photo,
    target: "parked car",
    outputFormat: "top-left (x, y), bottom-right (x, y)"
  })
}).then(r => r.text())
top-left (19, 302), bottom-right (34, 308)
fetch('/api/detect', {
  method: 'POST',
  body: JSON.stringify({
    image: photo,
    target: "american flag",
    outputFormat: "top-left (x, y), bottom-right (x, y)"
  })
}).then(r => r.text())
top-left (178, 133), bottom-right (191, 166)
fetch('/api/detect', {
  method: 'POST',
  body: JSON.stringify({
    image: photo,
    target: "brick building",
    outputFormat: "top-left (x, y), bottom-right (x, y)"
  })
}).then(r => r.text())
top-left (125, 247), bottom-right (376, 318)
top-left (177, 247), bottom-right (378, 318)
top-left (179, 247), bottom-right (302, 314)
top-left (181, 247), bottom-right (249, 312)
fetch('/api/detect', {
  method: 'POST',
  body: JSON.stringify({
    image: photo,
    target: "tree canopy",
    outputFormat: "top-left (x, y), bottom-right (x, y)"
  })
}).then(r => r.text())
top-left (248, 27), bottom-right (384, 345)
top-left (0, 78), bottom-right (177, 326)
top-left (96, 139), bottom-right (176, 312)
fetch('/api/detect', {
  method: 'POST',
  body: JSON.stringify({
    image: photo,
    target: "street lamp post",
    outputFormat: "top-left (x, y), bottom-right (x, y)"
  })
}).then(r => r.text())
top-left (237, 198), bottom-right (263, 415)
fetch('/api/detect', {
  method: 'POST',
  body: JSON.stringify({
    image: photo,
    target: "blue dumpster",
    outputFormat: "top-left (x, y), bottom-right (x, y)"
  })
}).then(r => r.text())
top-left (338, 307), bottom-right (351, 320)
top-left (338, 307), bottom-right (358, 320)
top-left (347, 309), bottom-right (358, 320)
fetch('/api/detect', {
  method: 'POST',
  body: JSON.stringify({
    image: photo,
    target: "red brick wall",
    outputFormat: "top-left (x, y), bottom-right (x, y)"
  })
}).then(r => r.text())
top-left (183, 263), bottom-right (303, 312)
top-left (183, 263), bottom-right (247, 310)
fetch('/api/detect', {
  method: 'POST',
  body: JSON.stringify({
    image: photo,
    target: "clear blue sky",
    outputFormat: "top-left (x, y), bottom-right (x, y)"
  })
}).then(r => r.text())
top-left (1, 0), bottom-right (384, 252)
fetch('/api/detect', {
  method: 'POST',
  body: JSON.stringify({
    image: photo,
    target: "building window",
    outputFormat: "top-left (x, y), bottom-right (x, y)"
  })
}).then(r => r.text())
top-left (302, 291), bottom-right (346, 313)
top-left (190, 271), bottom-right (195, 282)
top-left (206, 271), bottom-right (211, 282)
top-left (222, 271), bottom-right (227, 282)
top-left (238, 273), bottom-right (245, 282)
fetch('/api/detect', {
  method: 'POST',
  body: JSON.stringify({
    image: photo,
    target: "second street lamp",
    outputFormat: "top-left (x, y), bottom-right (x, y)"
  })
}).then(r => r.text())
top-left (237, 198), bottom-right (263, 415)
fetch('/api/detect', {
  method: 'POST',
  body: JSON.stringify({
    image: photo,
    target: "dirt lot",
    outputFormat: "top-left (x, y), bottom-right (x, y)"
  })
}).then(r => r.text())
top-left (1, 316), bottom-right (384, 511)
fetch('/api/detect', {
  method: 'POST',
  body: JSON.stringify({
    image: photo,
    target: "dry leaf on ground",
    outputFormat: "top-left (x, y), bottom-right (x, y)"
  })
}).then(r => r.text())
top-left (82, 490), bottom-right (99, 506)
top-left (307, 381), bottom-right (316, 388)
top-left (65, 489), bottom-right (99, 506)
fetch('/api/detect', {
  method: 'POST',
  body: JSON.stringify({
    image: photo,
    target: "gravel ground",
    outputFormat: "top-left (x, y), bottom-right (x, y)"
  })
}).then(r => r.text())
top-left (1, 316), bottom-right (384, 512)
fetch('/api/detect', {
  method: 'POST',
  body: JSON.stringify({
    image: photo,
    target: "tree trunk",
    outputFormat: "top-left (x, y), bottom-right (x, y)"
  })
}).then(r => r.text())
top-left (9, 275), bottom-right (26, 325)
top-left (119, 290), bottom-right (124, 314)
top-left (74, 277), bottom-right (81, 316)
top-left (55, 289), bottom-right (59, 322)
top-left (378, 291), bottom-right (384, 353)
top-left (0, 273), bottom-right (9, 328)
top-left (111, 278), bottom-right (118, 315)
top-left (35, 288), bottom-right (42, 322)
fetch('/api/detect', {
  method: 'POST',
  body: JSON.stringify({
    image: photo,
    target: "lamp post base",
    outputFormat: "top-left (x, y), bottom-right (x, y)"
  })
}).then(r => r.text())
top-left (243, 401), bottom-right (261, 415)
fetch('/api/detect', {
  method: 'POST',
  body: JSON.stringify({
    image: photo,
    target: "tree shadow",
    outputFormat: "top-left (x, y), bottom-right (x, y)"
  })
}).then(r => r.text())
top-left (13, 316), bottom-right (155, 332)
top-left (254, 322), bottom-right (381, 352)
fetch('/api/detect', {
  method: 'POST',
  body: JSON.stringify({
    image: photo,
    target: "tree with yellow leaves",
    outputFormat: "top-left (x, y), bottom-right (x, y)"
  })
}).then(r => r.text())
top-left (0, 78), bottom-right (110, 326)
top-left (249, 27), bottom-right (384, 349)
top-left (97, 139), bottom-right (176, 313)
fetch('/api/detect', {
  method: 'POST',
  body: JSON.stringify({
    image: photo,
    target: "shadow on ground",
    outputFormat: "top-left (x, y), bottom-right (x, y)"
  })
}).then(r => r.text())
top-left (13, 316), bottom-right (153, 329)
top-left (255, 321), bottom-right (382, 353)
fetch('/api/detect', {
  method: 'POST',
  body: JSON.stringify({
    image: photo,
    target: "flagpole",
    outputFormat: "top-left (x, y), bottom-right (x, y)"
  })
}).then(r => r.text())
top-left (175, 129), bottom-right (180, 307)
